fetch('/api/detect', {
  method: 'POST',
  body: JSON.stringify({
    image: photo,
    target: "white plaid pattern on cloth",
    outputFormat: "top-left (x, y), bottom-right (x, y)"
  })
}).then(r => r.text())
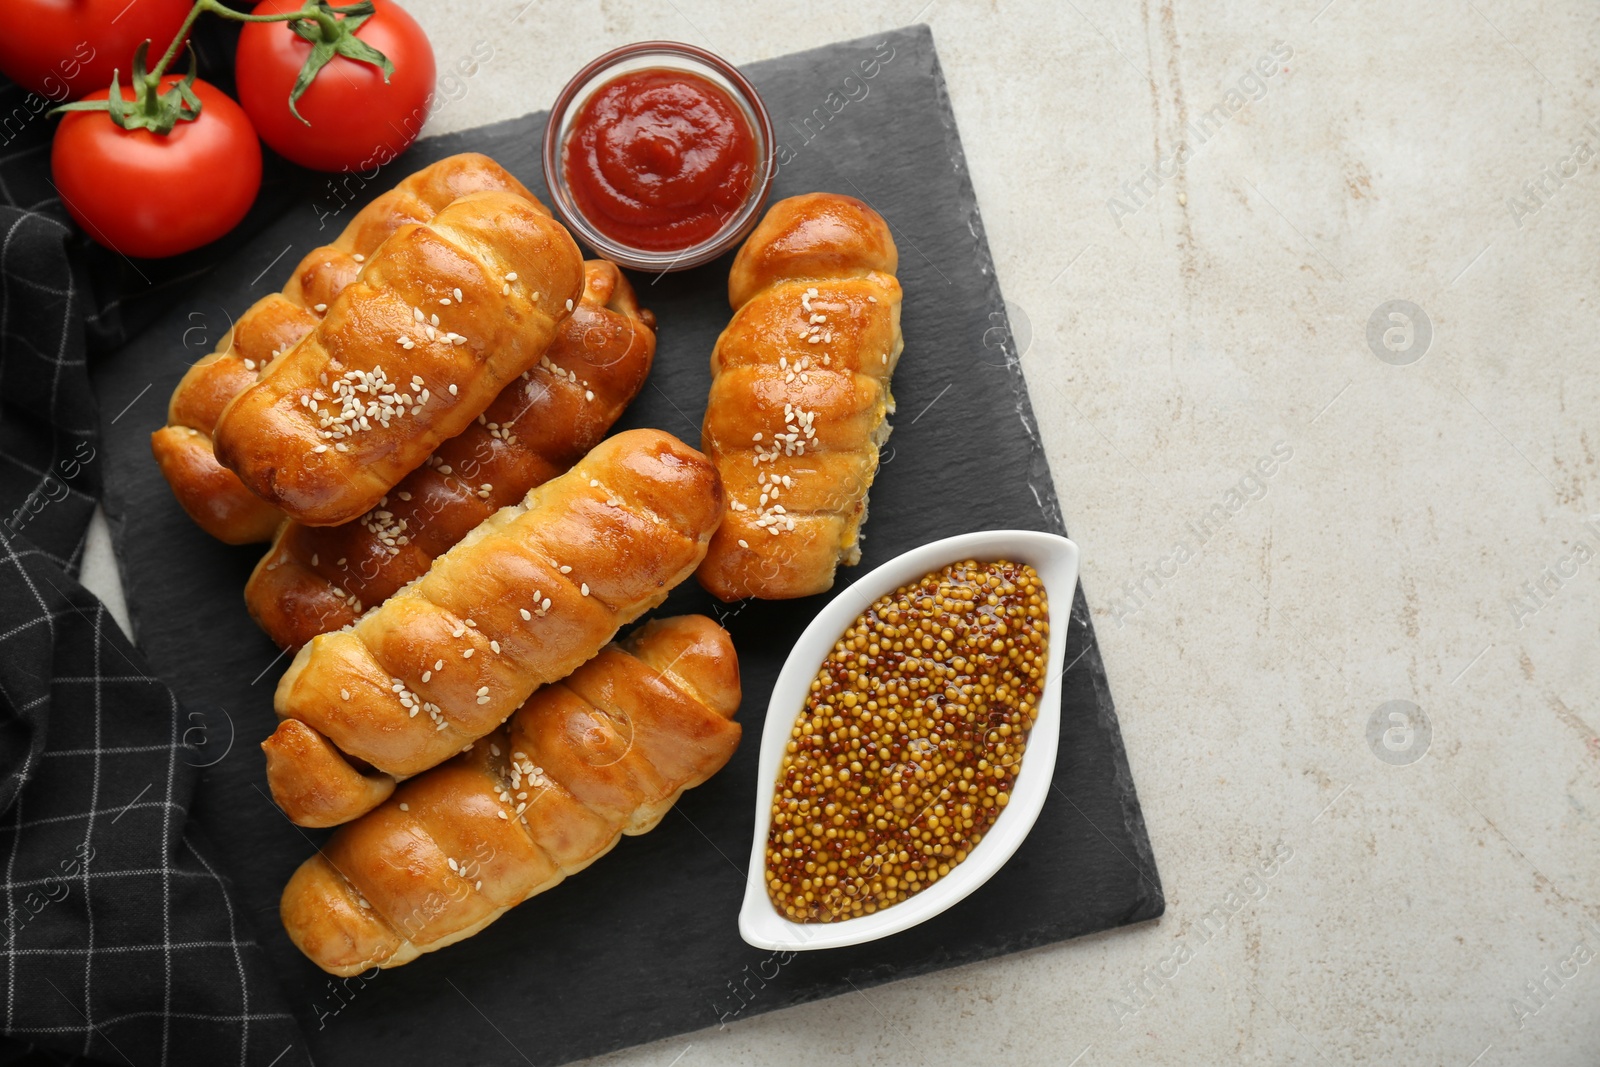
top-left (0, 132), bottom-right (310, 1065)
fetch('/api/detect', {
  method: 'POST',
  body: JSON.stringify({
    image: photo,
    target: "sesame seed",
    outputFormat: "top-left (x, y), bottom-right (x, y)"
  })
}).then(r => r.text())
top-left (498, 810), bottom-right (508, 820)
top-left (566, 298), bottom-right (574, 311)
top-left (520, 608), bottom-right (531, 621)
top-left (462, 649), bottom-right (474, 659)
top-left (738, 539), bottom-right (749, 548)
top-left (490, 640), bottom-right (501, 654)
top-left (505, 272), bottom-right (518, 281)
top-left (313, 303), bottom-right (327, 313)
top-left (580, 583), bottom-right (589, 597)
top-left (558, 565), bottom-right (572, 574)
top-left (448, 384), bottom-right (458, 396)
top-left (502, 283), bottom-right (511, 295)
top-left (399, 802), bottom-right (409, 811)
top-left (476, 686), bottom-right (489, 696)
top-left (421, 670), bottom-right (431, 683)
top-left (454, 288), bottom-right (463, 302)
top-left (465, 618), bottom-right (476, 627)
top-left (340, 689), bottom-right (350, 700)
top-left (434, 659), bottom-right (443, 671)
top-left (313, 444), bottom-right (328, 453)
top-left (353, 253), bottom-right (365, 263)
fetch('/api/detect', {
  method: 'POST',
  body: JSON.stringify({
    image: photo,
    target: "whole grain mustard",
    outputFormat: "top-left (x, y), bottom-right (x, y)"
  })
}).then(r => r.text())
top-left (765, 559), bottom-right (1048, 922)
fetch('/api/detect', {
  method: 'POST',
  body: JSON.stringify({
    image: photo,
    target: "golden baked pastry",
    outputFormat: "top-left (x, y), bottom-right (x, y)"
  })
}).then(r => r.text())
top-left (150, 153), bottom-right (534, 544)
top-left (262, 428), bottom-right (724, 827)
top-left (696, 193), bottom-right (903, 600)
top-left (280, 614), bottom-right (741, 976)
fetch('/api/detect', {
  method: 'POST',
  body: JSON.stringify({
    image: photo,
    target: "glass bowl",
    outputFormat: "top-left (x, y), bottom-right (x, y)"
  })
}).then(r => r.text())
top-left (541, 41), bottom-right (777, 273)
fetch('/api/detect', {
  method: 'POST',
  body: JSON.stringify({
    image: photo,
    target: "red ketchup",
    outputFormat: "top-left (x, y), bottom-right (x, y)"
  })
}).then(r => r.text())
top-left (562, 68), bottom-right (756, 252)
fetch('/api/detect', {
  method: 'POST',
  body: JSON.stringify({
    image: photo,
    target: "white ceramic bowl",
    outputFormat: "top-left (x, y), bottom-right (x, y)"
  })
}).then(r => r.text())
top-left (738, 529), bottom-right (1081, 951)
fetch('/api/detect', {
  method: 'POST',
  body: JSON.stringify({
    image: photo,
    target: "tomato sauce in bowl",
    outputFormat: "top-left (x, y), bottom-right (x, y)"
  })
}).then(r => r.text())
top-left (543, 42), bottom-right (775, 272)
top-left (562, 68), bottom-right (757, 253)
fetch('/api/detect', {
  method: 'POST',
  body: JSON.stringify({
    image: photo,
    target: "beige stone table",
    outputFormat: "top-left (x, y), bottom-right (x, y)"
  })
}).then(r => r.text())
top-left (81, 1), bottom-right (1600, 1063)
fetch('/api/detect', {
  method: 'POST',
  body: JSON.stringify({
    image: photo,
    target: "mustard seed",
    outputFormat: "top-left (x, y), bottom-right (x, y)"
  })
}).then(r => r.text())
top-left (765, 559), bottom-right (1048, 922)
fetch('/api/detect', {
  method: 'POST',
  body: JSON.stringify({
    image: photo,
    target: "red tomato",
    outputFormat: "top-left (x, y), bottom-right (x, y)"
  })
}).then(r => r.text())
top-left (51, 76), bottom-right (263, 258)
top-left (235, 0), bottom-right (435, 172)
top-left (0, 0), bottom-right (192, 101)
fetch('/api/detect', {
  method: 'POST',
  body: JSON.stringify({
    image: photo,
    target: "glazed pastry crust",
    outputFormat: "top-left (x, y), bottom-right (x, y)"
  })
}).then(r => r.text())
top-left (696, 193), bottom-right (903, 601)
top-left (264, 429), bottom-right (723, 827)
top-left (279, 615), bottom-right (741, 976)
top-left (212, 190), bottom-right (585, 528)
top-left (150, 153), bottom-right (535, 544)
top-left (244, 260), bottom-right (656, 650)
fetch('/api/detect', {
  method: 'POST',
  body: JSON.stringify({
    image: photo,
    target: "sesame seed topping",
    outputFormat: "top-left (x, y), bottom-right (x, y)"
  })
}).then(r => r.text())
top-left (398, 802), bottom-right (408, 811)
top-left (313, 303), bottom-right (327, 313)
top-left (448, 384), bottom-right (458, 396)
top-left (505, 272), bottom-right (518, 281)
top-left (340, 689), bottom-right (350, 700)
top-left (352, 253), bottom-right (365, 263)
top-left (580, 583), bottom-right (589, 597)
top-left (520, 608), bottom-right (531, 621)
top-left (462, 649), bottom-right (474, 659)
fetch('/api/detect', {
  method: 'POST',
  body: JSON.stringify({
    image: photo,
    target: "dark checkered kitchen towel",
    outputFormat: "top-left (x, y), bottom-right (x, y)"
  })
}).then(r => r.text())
top-left (0, 75), bottom-right (310, 1067)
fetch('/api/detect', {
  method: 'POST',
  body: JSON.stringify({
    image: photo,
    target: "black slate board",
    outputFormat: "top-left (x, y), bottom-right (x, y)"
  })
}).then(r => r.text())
top-left (92, 25), bottom-right (1163, 1066)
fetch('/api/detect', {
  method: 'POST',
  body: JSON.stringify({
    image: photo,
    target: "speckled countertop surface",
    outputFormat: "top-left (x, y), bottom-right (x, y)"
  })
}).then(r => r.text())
top-left (83, 2), bottom-right (1600, 1063)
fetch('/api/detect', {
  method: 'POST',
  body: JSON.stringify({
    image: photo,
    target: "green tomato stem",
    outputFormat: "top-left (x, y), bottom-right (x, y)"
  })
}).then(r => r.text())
top-left (144, 0), bottom-right (382, 83)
